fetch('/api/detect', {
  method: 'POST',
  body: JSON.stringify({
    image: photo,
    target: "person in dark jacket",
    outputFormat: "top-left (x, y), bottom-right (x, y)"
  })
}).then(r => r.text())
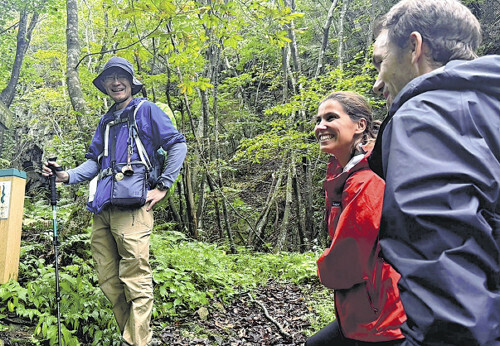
top-left (43, 57), bottom-right (187, 345)
top-left (369, 0), bottom-right (500, 344)
top-left (307, 91), bottom-right (406, 346)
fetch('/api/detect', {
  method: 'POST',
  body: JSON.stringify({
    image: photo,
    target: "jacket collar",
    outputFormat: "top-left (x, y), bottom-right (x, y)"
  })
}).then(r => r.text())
top-left (101, 97), bottom-right (146, 125)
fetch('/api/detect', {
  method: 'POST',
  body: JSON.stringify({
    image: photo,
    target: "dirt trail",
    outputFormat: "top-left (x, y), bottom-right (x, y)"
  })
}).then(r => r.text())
top-left (158, 281), bottom-right (312, 345)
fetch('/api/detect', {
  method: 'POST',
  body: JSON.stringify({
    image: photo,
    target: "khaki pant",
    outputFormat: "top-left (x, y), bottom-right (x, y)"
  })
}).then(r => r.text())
top-left (91, 205), bottom-right (154, 346)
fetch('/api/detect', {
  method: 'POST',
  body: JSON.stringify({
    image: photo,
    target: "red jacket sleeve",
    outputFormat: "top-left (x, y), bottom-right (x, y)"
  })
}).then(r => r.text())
top-left (317, 170), bottom-right (385, 289)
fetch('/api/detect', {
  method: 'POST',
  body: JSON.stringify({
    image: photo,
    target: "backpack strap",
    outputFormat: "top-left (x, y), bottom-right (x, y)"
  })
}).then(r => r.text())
top-left (99, 100), bottom-right (150, 170)
top-left (103, 117), bottom-right (128, 157)
top-left (129, 100), bottom-right (152, 171)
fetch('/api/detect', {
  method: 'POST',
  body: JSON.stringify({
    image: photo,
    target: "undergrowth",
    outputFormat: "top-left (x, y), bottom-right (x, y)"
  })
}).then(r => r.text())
top-left (0, 213), bottom-right (332, 345)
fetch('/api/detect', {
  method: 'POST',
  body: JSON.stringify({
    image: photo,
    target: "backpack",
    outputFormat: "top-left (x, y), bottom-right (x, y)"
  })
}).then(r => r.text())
top-left (89, 101), bottom-right (179, 203)
top-left (132, 101), bottom-right (179, 199)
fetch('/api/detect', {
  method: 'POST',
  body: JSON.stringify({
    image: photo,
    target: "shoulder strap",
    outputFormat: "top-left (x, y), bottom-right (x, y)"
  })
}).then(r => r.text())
top-left (129, 100), bottom-right (152, 170)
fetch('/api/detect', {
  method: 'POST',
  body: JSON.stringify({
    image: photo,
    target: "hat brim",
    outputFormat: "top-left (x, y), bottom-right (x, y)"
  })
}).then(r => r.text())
top-left (92, 66), bottom-right (143, 95)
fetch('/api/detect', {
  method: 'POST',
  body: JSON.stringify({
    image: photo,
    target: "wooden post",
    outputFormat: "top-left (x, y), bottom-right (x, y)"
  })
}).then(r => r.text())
top-left (0, 169), bottom-right (26, 284)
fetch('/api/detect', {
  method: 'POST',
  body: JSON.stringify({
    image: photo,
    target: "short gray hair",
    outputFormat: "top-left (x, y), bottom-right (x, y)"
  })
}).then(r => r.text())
top-left (376, 0), bottom-right (481, 64)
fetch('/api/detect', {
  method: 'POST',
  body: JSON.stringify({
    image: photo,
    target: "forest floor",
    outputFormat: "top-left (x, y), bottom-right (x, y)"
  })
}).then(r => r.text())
top-left (0, 280), bottom-right (324, 345)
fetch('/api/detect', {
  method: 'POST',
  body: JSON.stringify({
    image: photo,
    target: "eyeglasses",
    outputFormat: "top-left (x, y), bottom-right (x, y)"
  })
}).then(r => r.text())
top-left (103, 73), bottom-right (130, 84)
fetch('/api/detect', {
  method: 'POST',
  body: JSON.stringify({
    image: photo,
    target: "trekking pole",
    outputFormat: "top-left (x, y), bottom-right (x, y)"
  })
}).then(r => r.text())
top-left (48, 157), bottom-right (62, 346)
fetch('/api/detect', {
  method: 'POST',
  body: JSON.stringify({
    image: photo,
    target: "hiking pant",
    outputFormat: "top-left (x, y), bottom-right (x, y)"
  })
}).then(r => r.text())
top-left (91, 205), bottom-right (154, 346)
top-left (306, 320), bottom-right (405, 346)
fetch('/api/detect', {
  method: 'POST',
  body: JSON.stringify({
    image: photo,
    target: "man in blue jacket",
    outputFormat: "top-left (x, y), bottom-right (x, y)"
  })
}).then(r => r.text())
top-left (369, 0), bottom-right (500, 344)
top-left (43, 57), bottom-right (187, 345)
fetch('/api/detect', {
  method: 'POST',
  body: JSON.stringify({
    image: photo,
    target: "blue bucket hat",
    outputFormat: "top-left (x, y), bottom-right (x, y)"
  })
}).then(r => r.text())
top-left (92, 57), bottom-right (143, 95)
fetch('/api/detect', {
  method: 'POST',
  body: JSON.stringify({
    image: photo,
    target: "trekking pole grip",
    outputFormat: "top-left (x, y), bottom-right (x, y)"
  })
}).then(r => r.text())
top-left (48, 157), bottom-right (59, 206)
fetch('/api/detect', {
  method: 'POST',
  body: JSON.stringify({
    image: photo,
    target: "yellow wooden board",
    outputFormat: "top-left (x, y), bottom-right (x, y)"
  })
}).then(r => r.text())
top-left (0, 172), bottom-right (26, 284)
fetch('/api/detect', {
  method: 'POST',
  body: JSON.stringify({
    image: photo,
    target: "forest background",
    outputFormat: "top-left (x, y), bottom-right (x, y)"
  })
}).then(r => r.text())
top-left (0, 0), bottom-right (498, 344)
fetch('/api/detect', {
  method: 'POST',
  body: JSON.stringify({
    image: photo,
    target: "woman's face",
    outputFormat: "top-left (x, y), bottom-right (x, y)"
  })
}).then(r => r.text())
top-left (314, 99), bottom-right (366, 167)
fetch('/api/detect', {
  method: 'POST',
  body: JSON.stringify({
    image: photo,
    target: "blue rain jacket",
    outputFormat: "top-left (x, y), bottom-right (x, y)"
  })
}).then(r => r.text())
top-left (369, 55), bottom-right (500, 345)
top-left (85, 97), bottom-right (185, 214)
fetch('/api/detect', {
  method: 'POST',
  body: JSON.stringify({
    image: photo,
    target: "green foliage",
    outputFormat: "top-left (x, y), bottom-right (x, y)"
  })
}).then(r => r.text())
top-left (5, 230), bottom-right (119, 344)
top-left (1, 225), bottom-right (323, 343)
top-left (232, 57), bottom-right (380, 168)
top-left (151, 230), bottom-right (319, 320)
top-left (305, 288), bottom-right (336, 336)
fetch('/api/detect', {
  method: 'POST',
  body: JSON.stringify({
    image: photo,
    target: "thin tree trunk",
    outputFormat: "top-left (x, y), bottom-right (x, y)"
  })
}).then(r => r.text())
top-left (1, 10), bottom-right (39, 107)
top-left (281, 45), bottom-right (289, 103)
top-left (248, 172), bottom-right (277, 246)
top-left (66, 0), bottom-right (88, 131)
top-left (303, 156), bottom-right (314, 247)
top-left (253, 171), bottom-right (284, 250)
top-left (365, 0), bottom-right (375, 62)
top-left (337, 0), bottom-right (349, 70)
top-left (167, 196), bottom-right (183, 230)
top-left (286, 49), bottom-right (297, 94)
top-left (166, 24), bottom-right (204, 239)
top-left (176, 179), bottom-right (187, 230)
top-left (211, 42), bottom-right (236, 252)
top-left (285, 0), bottom-right (301, 75)
top-left (292, 160), bottom-right (305, 252)
top-left (275, 163), bottom-right (293, 253)
top-left (219, 173), bottom-right (236, 253)
top-left (196, 174), bottom-right (206, 231)
top-left (315, 0), bottom-right (340, 78)
top-left (183, 162), bottom-right (198, 239)
top-left (199, 87), bottom-right (210, 157)
top-left (206, 174), bottom-right (223, 239)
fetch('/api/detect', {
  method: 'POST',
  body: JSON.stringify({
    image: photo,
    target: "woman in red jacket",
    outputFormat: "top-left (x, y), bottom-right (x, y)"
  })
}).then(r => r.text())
top-left (307, 92), bottom-right (406, 345)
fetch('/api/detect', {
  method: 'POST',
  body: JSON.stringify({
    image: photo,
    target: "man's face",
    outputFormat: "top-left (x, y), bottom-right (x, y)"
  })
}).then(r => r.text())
top-left (372, 30), bottom-right (416, 109)
top-left (102, 72), bottom-right (133, 107)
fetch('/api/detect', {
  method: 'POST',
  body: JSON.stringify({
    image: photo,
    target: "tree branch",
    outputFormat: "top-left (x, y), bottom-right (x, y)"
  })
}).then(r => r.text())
top-left (74, 19), bottom-right (164, 69)
top-left (247, 293), bottom-right (292, 340)
top-left (0, 21), bottom-right (20, 35)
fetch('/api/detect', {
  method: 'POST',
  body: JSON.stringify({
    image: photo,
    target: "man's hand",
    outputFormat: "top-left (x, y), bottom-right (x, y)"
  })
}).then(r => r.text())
top-left (42, 160), bottom-right (69, 183)
top-left (146, 188), bottom-right (167, 211)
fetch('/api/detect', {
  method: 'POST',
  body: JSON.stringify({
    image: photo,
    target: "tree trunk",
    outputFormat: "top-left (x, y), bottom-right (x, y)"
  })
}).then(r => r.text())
top-left (253, 171), bottom-right (284, 250)
top-left (199, 87), bottom-right (210, 157)
top-left (167, 195), bottom-right (183, 230)
top-left (166, 24), bottom-right (205, 240)
top-left (219, 173), bottom-right (236, 253)
top-left (292, 160), bottom-right (305, 252)
top-left (365, 0), bottom-right (375, 62)
top-left (206, 174), bottom-right (223, 239)
top-left (285, 0), bottom-right (301, 75)
top-left (281, 45), bottom-right (289, 103)
top-left (183, 162), bottom-right (198, 239)
top-left (212, 50), bottom-right (236, 252)
top-left (275, 162), bottom-right (293, 253)
top-left (248, 172), bottom-right (277, 246)
top-left (176, 179), bottom-right (187, 230)
top-left (1, 10), bottom-right (39, 107)
top-left (315, 0), bottom-right (340, 78)
top-left (337, 0), bottom-right (350, 70)
top-left (303, 156), bottom-right (314, 247)
top-left (196, 174), bottom-right (206, 230)
top-left (66, 0), bottom-right (89, 130)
